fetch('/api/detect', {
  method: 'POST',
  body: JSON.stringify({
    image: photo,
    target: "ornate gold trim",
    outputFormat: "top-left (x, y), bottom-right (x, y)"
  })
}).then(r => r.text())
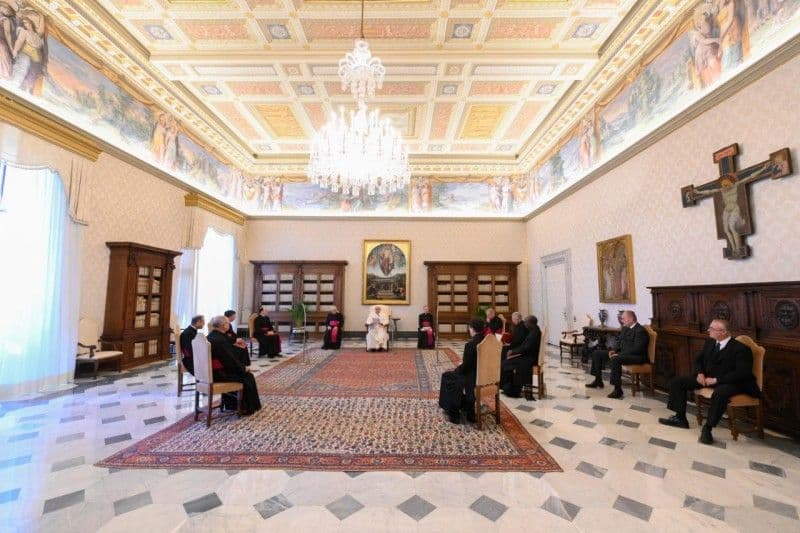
top-left (184, 193), bottom-right (245, 226)
top-left (0, 89), bottom-right (101, 161)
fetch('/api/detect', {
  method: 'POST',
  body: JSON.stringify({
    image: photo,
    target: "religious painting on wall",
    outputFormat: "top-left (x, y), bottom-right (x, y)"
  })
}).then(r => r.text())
top-left (596, 234), bottom-right (636, 304)
top-left (363, 240), bottom-right (410, 305)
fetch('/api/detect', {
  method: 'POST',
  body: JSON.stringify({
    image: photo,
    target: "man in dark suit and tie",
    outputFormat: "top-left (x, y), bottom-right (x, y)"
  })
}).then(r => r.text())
top-left (659, 318), bottom-right (758, 445)
top-left (585, 310), bottom-right (649, 399)
top-left (500, 315), bottom-right (542, 398)
top-left (178, 315), bottom-right (205, 374)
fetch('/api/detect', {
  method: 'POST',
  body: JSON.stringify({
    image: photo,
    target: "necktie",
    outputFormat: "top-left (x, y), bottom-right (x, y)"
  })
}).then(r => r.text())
top-left (715, 342), bottom-right (721, 354)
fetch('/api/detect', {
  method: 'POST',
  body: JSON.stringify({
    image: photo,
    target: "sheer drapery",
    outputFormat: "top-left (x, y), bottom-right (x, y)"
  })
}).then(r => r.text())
top-left (195, 228), bottom-right (235, 331)
top-left (0, 162), bottom-right (81, 399)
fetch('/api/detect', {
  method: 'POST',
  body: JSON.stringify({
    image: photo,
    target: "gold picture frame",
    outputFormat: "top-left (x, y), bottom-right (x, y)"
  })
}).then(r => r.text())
top-left (362, 240), bottom-right (411, 305)
top-left (596, 234), bottom-right (636, 304)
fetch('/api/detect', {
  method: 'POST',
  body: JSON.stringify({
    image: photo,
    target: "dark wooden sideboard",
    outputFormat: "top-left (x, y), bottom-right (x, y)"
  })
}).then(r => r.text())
top-left (650, 281), bottom-right (800, 439)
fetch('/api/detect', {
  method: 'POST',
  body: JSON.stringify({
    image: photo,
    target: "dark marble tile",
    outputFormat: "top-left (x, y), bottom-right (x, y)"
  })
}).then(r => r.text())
top-left (613, 495), bottom-right (652, 522)
top-left (104, 433), bottom-right (132, 446)
top-left (749, 461), bottom-right (786, 478)
top-left (469, 495), bottom-right (508, 522)
top-left (42, 490), bottom-right (85, 514)
top-left (113, 491), bottom-right (152, 516)
top-left (397, 495), bottom-right (436, 521)
top-left (549, 437), bottom-right (576, 450)
top-left (101, 415), bottom-right (126, 425)
top-left (648, 437), bottom-right (677, 450)
top-left (144, 416), bottom-right (167, 425)
top-left (183, 493), bottom-right (222, 516)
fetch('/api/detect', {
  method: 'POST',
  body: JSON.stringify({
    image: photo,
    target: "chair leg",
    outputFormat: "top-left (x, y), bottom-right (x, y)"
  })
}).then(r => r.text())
top-left (194, 391), bottom-right (200, 421)
top-left (206, 393), bottom-right (213, 428)
top-left (93, 361), bottom-right (99, 380)
top-left (494, 390), bottom-right (500, 425)
top-left (475, 390), bottom-right (482, 430)
top-left (237, 390), bottom-right (243, 416)
top-left (757, 404), bottom-right (765, 439)
top-left (538, 372), bottom-right (545, 399)
top-left (728, 405), bottom-right (738, 441)
top-left (695, 397), bottom-right (704, 426)
top-left (177, 368), bottom-right (183, 397)
top-left (649, 371), bottom-right (655, 396)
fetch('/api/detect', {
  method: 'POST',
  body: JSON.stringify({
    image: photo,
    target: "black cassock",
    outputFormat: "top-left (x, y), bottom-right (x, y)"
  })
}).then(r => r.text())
top-left (179, 325), bottom-right (198, 374)
top-left (500, 325), bottom-right (542, 397)
top-left (322, 312), bottom-right (344, 349)
top-left (254, 315), bottom-right (281, 357)
top-left (501, 322), bottom-right (528, 361)
top-left (438, 333), bottom-right (484, 416)
top-left (207, 331), bottom-right (262, 415)
top-left (224, 325), bottom-right (251, 366)
top-left (417, 312), bottom-right (435, 349)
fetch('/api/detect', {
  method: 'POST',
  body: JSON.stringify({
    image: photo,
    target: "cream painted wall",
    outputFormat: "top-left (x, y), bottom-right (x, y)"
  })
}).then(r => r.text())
top-left (245, 219), bottom-right (529, 331)
top-left (0, 121), bottom-right (244, 329)
top-left (526, 54), bottom-right (800, 328)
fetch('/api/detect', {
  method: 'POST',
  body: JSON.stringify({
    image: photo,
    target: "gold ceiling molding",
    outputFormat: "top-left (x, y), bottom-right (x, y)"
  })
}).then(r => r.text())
top-left (184, 193), bottom-right (246, 226)
top-left (0, 89), bottom-right (101, 162)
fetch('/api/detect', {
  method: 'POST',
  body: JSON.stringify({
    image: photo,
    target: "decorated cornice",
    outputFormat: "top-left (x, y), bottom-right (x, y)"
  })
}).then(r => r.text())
top-left (184, 193), bottom-right (246, 226)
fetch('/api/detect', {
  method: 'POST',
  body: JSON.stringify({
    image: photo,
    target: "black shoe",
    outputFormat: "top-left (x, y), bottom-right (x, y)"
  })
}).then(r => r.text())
top-left (447, 411), bottom-right (461, 424)
top-left (464, 410), bottom-right (476, 424)
top-left (585, 380), bottom-right (604, 389)
top-left (658, 415), bottom-right (690, 429)
top-left (607, 388), bottom-right (623, 399)
top-left (699, 425), bottom-right (714, 445)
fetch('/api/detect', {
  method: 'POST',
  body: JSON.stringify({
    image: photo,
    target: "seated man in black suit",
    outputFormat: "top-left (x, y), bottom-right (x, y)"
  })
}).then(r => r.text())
top-left (207, 315), bottom-right (262, 416)
top-left (501, 312), bottom-right (527, 361)
top-left (586, 310), bottom-right (648, 399)
top-left (438, 318), bottom-right (485, 424)
top-left (500, 315), bottom-right (541, 398)
top-left (179, 315), bottom-right (204, 374)
top-left (659, 318), bottom-right (758, 445)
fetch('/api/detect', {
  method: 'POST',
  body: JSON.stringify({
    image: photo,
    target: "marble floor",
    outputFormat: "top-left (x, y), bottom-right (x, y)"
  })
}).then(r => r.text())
top-left (1, 339), bottom-right (799, 532)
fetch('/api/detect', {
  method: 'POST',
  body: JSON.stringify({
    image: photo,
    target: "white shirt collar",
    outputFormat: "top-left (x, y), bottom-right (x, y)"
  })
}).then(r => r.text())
top-left (718, 336), bottom-right (732, 350)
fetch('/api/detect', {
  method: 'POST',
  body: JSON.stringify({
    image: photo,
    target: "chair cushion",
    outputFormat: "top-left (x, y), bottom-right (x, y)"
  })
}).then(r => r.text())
top-left (727, 394), bottom-right (760, 407)
top-left (212, 382), bottom-right (244, 394)
top-left (623, 363), bottom-right (652, 373)
top-left (696, 387), bottom-right (715, 399)
top-left (77, 351), bottom-right (122, 361)
top-left (559, 338), bottom-right (585, 346)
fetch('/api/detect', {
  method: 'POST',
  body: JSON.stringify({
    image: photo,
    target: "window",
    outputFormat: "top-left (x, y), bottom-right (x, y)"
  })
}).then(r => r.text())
top-left (0, 162), bottom-right (81, 399)
top-left (195, 227), bottom-right (235, 329)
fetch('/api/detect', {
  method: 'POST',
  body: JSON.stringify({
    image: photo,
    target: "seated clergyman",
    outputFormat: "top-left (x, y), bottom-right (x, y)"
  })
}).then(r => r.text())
top-left (223, 309), bottom-right (251, 366)
top-left (322, 306), bottom-right (344, 350)
top-left (206, 315), bottom-right (262, 416)
top-left (417, 305), bottom-right (436, 349)
top-left (179, 314), bottom-right (205, 374)
top-left (585, 310), bottom-right (648, 399)
top-left (500, 315), bottom-right (541, 398)
top-left (501, 311), bottom-right (527, 361)
top-left (365, 305), bottom-right (390, 352)
top-left (438, 318), bottom-right (485, 424)
top-left (659, 318), bottom-right (759, 445)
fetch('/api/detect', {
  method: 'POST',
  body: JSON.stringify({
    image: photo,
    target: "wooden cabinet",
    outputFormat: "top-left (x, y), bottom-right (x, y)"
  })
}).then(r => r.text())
top-left (102, 242), bottom-right (180, 369)
top-left (650, 281), bottom-right (800, 439)
top-left (424, 261), bottom-right (520, 338)
top-left (251, 261), bottom-right (347, 335)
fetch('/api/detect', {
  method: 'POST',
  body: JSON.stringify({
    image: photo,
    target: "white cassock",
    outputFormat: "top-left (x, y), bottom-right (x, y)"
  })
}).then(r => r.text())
top-left (365, 310), bottom-right (390, 350)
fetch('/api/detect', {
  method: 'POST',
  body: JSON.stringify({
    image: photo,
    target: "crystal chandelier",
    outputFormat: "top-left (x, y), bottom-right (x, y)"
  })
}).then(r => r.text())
top-left (308, 0), bottom-right (410, 197)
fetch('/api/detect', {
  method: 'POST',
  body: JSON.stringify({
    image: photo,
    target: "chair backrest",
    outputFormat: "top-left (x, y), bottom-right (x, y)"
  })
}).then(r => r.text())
top-left (475, 334), bottom-right (502, 387)
top-left (735, 335), bottom-right (765, 390)
top-left (537, 326), bottom-right (548, 367)
top-left (173, 325), bottom-right (181, 358)
top-left (582, 314), bottom-right (595, 328)
top-left (248, 312), bottom-right (258, 339)
top-left (644, 325), bottom-right (657, 365)
top-left (191, 333), bottom-right (213, 385)
top-left (77, 318), bottom-right (100, 355)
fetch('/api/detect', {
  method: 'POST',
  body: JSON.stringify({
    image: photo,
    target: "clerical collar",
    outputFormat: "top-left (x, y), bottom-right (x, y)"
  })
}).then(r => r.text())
top-left (629, 322), bottom-right (639, 329)
top-left (718, 336), bottom-right (732, 350)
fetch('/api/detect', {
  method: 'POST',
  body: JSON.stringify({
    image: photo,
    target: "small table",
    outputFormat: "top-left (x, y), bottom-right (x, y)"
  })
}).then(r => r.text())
top-left (390, 318), bottom-right (400, 342)
top-left (582, 325), bottom-right (622, 351)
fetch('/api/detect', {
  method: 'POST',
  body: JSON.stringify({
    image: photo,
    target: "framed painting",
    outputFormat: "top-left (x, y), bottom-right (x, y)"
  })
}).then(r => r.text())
top-left (596, 234), bottom-right (636, 304)
top-left (363, 240), bottom-right (411, 305)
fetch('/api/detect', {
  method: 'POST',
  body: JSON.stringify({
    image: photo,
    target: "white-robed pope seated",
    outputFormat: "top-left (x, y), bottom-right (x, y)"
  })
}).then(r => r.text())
top-left (365, 305), bottom-right (390, 351)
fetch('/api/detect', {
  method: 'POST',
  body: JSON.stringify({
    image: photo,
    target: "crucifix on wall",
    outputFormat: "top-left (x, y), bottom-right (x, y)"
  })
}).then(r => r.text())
top-left (681, 143), bottom-right (793, 260)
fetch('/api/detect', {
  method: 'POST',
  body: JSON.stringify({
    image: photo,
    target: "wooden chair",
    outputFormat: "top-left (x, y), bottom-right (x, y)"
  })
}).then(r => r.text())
top-left (76, 318), bottom-right (123, 379)
top-left (695, 335), bottom-right (765, 440)
top-left (622, 325), bottom-right (657, 396)
top-left (560, 314), bottom-right (593, 364)
top-left (175, 325), bottom-right (195, 396)
top-left (474, 333), bottom-right (502, 430)
top-left (191, 334), bottom-right (243, 427)
top-left (529, 326), bottom-right (548, 399)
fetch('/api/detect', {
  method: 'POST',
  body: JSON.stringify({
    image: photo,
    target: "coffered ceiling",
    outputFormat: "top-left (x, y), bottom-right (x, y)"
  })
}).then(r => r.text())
top-left (73, 0), bottom-right (650, 175)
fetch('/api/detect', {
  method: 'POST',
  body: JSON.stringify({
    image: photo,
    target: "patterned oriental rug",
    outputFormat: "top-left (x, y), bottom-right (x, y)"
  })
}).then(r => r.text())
top-left (97, 349), bottom-right (562, 472)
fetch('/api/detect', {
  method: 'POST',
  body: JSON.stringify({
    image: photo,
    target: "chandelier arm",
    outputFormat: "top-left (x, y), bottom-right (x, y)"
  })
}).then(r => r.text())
top-left (360, 0), bottom-right (365, 40)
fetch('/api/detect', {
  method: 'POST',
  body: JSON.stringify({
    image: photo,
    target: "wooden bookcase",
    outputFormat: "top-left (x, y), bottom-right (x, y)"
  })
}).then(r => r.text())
top-left (251, 261), bottom-right (347, 335)
top-left (424, 261), bottom-right (520, 338)
top-left (102, 242), bottom-right (180, 369)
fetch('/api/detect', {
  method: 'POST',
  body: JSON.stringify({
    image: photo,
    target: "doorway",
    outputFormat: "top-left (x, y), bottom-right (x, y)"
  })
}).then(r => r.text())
top-left (540, 250), bottom-right (573, 346)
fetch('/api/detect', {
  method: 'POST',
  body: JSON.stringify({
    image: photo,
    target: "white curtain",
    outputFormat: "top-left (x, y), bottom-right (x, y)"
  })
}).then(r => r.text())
top-left (173, 249), bottom-right (198, 329)
top-left (0, 162), bottom-right (81, 399)
top-left (195, 228), bottom-right (235, 331)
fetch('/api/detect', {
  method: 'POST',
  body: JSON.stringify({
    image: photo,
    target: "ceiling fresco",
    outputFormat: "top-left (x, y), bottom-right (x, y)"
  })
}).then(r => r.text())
top-left (0, 0), bottom-right (797, 217)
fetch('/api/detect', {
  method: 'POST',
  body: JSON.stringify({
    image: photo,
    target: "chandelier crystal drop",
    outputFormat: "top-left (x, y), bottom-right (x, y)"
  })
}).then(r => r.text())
top-left (309, 102), bottom-right (410, 197)
top-left (307, 0), bottom-right (410, 197)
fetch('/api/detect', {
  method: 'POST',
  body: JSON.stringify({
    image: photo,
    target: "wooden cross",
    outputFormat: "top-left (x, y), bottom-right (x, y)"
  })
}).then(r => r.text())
top-left (681, 143), bottom-right (793, 260)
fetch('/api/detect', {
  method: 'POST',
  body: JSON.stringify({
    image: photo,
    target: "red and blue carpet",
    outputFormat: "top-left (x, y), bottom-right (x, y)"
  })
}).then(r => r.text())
top-left (97, 349), bottom-right (561, 472)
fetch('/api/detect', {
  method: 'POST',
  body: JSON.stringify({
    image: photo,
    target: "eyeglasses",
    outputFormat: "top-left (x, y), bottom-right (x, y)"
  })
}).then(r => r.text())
top-left (707, 326), bottom-right (726, 332)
